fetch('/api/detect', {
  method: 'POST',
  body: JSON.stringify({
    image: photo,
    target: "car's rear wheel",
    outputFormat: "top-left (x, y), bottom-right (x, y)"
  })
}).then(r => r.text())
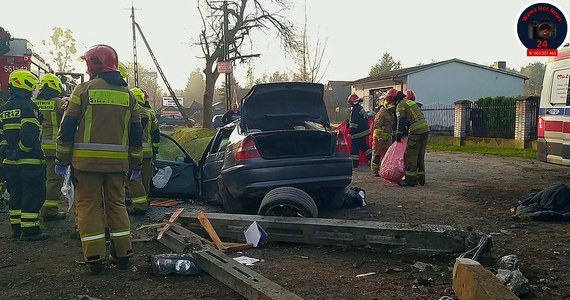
top-left (258, 187), bottom-right (318, 218)
top-left (217, 176), bottom-right (245, 214)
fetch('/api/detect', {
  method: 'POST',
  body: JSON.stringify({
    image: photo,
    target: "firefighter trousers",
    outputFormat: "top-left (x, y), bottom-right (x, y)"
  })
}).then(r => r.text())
top-left (141, 158), bottom-right (152, 195)
top-left (6, 164), bottom-right (46, 236)
top-left (403, 132), bottom-right (429, 185)
top-left (75, 170), bottom-right (132, 263)
top-left (350, 136), bottom-right (372, 168)
top-left (127, 165), bottom-right (149, 212)
top-left (40, 157), bottom-right (64, 217)
top-left (371, 129), bottom-right (391, 174)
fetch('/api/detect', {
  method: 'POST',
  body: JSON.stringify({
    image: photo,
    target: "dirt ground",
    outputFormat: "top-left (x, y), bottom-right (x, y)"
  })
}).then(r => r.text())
top-left (1, 151), bottom-right (569, 300)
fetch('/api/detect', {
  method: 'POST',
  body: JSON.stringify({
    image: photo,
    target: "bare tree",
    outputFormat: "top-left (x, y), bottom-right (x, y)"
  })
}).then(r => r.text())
top-left (196, 0), bottom-right (297, 128)
top-left (292, 0), bottom-right (329, 82)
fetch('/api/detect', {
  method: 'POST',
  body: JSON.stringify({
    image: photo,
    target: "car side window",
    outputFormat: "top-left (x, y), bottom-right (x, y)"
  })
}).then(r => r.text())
top-left (156, 135), bottom-right (187, 162)
top-left (210, 130), bottom-right (232, 154)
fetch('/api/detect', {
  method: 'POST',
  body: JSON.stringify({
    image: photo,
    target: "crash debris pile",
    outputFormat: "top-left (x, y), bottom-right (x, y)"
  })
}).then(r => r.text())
top-left (133, 208), bottom-right (491, 299)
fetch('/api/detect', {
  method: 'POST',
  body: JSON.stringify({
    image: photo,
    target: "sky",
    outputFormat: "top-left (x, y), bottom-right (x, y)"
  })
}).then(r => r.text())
top-left (3, 0), bottom-right (567, 91)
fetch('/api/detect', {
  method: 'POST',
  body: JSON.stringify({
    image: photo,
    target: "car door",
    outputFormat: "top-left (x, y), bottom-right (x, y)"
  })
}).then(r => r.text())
top-left (149, 133), bottom-right (198, 199)
top-left (199, 126), bottom-right (233, 197)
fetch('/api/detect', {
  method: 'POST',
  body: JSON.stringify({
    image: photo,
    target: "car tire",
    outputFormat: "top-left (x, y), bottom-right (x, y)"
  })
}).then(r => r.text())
top-left (258, 187), bottom-right (318, 218)
top-left (217, 176), bottom-right (245, 214)
top-left (328, 188), bottom-right (346, 210)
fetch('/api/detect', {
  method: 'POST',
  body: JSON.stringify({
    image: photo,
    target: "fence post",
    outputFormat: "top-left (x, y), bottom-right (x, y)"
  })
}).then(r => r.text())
top-left (515, 96), bottom-right (539, 149)
top-left (453, 100), bottom-right (472, 146)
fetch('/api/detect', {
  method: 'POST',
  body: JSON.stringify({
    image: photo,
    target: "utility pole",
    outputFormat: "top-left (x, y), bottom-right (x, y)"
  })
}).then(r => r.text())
top-left (131, 2), bottom-right (139, 86)
top-left (223, 0), bottom-right (231, 110)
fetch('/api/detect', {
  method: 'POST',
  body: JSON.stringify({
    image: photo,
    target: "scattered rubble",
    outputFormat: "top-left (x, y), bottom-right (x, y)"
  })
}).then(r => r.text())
top-left (413, 261), bottom-right (440, 272)
top-left (495, 255), bottom-right (530, 296)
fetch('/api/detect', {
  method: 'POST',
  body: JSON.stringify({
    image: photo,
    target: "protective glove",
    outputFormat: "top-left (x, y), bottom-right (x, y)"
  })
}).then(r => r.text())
top-left (55, 165), bottom-right (68, 176)
top-left (129, 169), bottom-right (141, 181)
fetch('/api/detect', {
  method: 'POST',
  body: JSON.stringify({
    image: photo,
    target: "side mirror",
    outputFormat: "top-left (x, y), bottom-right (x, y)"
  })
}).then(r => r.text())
top-left (175, 155), bottom-right (186, 162)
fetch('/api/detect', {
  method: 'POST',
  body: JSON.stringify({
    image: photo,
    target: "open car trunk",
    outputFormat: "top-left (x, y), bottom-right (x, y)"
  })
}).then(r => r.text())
top-left (240, 82), bottom-right (330, 131)
top-left (252, 130), bottom-right (336, 159)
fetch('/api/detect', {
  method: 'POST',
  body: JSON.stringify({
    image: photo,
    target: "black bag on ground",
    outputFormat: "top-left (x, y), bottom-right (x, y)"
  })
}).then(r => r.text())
top-left (344, 187), bottom-right (366, 208)
top-left (514, 183), bottom-right (570, 221)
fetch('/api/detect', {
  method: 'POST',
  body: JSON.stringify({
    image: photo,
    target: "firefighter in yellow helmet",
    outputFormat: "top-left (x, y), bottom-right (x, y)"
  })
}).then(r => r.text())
top-left (371, 99), bottom-right (394, 176)
top-left (56, 45), bottom-right (143, 274)
top-left (127, 87), bottom-right (159, 214)
top-left (34, 74), bottom-right (67, 221)
top-left (0, 70), bottom-right (49, 241)
top-left (118, 61), bottom-right (128, 81)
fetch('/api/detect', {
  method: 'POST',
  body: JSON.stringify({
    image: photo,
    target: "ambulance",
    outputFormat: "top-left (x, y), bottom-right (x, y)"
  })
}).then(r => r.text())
top-left (537, 44), bottom-right (570, 166)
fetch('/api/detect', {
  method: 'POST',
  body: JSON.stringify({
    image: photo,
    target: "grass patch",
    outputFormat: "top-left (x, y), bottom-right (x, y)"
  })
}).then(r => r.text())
top-left (169, 127), bottom-right (216, 162)
top-left (427, 143), bottom-right (537, 159)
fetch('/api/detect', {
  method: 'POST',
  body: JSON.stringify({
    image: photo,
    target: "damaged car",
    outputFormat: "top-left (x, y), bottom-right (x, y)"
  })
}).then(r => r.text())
top-left (150, 82), bottom-right (353, 217)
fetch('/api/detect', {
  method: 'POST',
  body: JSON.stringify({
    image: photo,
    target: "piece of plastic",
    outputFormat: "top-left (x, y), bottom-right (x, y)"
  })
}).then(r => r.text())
top-left (152, 166), bottom-right (172, 189)
top-left (61, 166), bottom-right (74, 211)
top-left (150, 254), bottom-right (201, 276)
top-left (379, 137), bottom-right (408, 184)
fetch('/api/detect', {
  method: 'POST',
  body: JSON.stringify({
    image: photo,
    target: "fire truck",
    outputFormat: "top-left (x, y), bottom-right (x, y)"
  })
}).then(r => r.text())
top-left (0, 26), bottom-right (83, 102)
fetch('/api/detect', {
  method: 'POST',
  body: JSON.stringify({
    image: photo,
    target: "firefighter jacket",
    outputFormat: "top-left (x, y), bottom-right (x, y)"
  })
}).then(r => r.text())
top-left (348, 103), bottom-right (370, 139)
top-left (141, 106), bottom-right (160, 158)
top-left (373, 107), bottom-right (393, 139)
top-left (56, 77), bottom-right (143, 173)
top-left (0, 90), bottom-right (45, 165)
top-left (395, 100), bottom-right (429, 136)
top-left (33, 97), bottom-right (65, 157)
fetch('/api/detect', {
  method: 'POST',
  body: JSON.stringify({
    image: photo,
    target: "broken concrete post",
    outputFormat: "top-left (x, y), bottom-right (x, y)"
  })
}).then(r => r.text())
top-left (192, 246), bottom-right (304, 300)
top-left (453, 258), bottom-right (518, 300)
top-left (177, 213), bottom-right (489, 255)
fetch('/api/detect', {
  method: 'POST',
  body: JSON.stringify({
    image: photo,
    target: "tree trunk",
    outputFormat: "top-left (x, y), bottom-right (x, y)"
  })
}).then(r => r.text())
top-left (202, 73), bottom-right (218, 129)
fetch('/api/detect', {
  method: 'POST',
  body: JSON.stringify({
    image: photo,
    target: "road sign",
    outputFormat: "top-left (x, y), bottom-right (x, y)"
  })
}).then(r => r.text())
top-left (217, 61), bottom-right (232, 74)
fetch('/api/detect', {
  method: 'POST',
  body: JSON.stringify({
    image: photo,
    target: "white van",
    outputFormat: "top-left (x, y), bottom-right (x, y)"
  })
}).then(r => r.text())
top-left (537, 44), bottom-right (570, 166)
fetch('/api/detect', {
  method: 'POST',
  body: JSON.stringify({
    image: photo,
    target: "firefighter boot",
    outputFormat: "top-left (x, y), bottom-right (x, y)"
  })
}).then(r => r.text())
top-left (20, 228), bottom-right (50, 241)
top-left (109, 241), bottom-right (130, 270)
top-left (43, 212), bottom-right (67, 222)
top-left (10, 225), bottom-right (21, 240)
top-left (87, 262), bottom-right (103, 275)
top-left (418, 175), bottom-right (425, 186)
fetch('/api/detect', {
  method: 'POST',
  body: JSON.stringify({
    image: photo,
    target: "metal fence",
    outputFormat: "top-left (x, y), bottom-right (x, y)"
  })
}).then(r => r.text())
top-left (421, 103), bottom-right (455, 135)
top-left (469, 100), bottom-right (517, 139)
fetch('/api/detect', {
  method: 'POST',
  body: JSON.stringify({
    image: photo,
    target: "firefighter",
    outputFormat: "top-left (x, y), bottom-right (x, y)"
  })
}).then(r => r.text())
top-left (347, 93), bottom-right (372, 168)
top-left (118, 61), bottom-right (128, 81)
top-left (387, 88), bottom-right (430, 186)
top-left (34, 74), bottom-right (67, 221)
top-left (0, 70), bottom-right (49, 240)
top-left (55, 44), bottom-right (143, 274)
top-left (127, 87), bottom-right (159, 214)
top-left (371, 99), bottom-right (394, 176)
top-left (404, 89), bottom-right (416, 101)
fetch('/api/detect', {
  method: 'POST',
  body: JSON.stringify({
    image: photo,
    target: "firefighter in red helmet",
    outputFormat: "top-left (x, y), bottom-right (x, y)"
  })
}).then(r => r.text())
top-left (346, 93), bottom-right (372, 168)
top-left (404, 89), bottom-right (416, 101)
top-left (56, 44), bottom-right (143, 274)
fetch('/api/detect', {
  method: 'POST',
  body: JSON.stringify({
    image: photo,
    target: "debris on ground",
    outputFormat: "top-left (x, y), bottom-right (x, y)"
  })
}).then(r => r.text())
top-left (513, 183), bottom-right (570, 221)
top-left (413, 261), bottom-right (440, 272)
top-left (150, 253), bottom-right (201, 276)
top-left (495, 255), bottom-right (530, 296)
top-left (355, 272), bottom-right (376, 278)
top-left (497, 254), bottom-right (520, 271)
top-left (233, 256), bottom-right (260, 266)
top-left (244, 221), bottom-right (268, 247)
top-left (149, 199), bottom-right (182, 207)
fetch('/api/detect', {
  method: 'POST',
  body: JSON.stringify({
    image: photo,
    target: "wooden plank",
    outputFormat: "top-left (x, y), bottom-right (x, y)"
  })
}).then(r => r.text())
top-left (453, 258), bottom-right (519, 300)
top-left (197, 211), bottom-right (227, 250)
top-left (157, 207), bottom-right (184, 240)
top-left (177, 213), bottom-right (488, 255)
top-left (193, 246), bottom-right (303, 300)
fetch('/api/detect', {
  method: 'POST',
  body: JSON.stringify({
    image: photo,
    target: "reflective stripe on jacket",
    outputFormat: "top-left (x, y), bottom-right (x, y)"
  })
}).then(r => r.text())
top-left (56, 78), bottom-right (142, 172)
top-left (396, 100), bottom-right (429, 135)
top-left (33, 98), bottom-right (65, 157)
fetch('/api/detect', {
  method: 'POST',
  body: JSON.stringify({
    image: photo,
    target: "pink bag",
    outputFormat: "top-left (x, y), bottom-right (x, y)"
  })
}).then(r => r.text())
top-left (379, 137), bottom-right (407, 183)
